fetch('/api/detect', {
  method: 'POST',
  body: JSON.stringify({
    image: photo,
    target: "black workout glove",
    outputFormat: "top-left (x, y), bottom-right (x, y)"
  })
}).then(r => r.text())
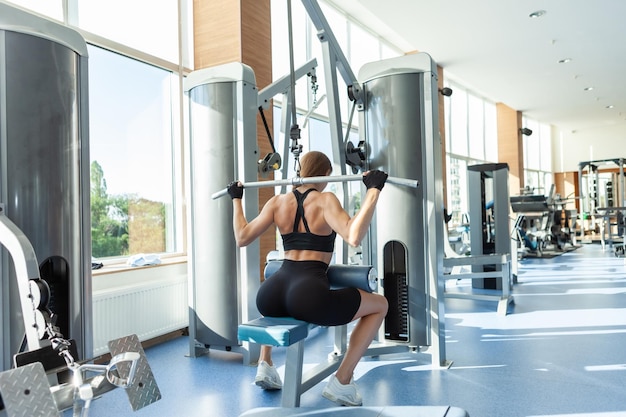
top-left (363, 170), bottom-right (388, 191)
top-left (227, 181), bottom-right (244, 199)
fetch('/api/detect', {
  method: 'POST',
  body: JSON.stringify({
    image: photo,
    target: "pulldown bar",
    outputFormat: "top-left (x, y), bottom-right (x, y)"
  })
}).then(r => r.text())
top-left (212, 175), bottom-right (419, 200)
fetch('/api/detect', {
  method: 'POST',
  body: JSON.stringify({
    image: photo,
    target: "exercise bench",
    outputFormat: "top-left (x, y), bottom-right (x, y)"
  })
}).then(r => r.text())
top-left (237, 261), bottom-right (377, 407)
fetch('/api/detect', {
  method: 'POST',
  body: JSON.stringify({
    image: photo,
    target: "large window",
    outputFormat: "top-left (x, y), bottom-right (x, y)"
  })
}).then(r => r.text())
top-left (444, 80), bottom-right (498, 226)
top-left (7, 0), bottom-right (191, 260)
top-left (522, 117), bottom-right (553, 196)
top-left (88, 46), bottom-right (182, 258)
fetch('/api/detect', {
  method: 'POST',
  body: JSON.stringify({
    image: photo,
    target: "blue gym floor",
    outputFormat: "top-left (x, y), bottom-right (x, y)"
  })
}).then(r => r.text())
top-left (64, 243), bottom-right (626, 417)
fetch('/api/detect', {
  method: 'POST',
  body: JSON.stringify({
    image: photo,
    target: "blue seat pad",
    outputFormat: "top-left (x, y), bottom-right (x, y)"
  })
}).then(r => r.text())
top-left (238, 317), bottom-right (311, 347)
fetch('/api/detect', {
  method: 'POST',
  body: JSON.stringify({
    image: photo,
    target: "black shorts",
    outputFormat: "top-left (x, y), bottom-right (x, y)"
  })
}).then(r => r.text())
top-left (256, 259), bottom-right (361, 326)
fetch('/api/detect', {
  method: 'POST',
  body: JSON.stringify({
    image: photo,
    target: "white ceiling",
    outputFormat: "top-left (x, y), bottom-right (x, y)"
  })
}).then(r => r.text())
top-left (327, 0), bottom-right (626, 153)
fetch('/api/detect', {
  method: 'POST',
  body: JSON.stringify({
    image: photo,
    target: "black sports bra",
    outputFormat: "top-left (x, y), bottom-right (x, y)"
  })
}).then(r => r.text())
top-left (281, 189), bottom-right (336, 253)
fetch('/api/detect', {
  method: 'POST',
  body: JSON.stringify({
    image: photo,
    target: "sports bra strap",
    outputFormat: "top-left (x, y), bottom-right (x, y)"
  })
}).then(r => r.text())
top-left (292, 188), bottom-right (316, 233)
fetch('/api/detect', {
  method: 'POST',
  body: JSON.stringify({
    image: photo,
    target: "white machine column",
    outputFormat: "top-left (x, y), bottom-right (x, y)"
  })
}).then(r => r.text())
top-left (185, 63), bottom-right (261, 358)
top-left (359, 53), bottom-right (446, 366)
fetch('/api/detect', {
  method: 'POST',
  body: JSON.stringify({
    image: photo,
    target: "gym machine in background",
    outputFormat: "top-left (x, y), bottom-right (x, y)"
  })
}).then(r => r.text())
top-left (442, 163), bottom-right (514, 315)
top-left (578, 158), bottom-right (626, 249)
top-left (578, 158), bottom-right (626, 217)
top-left (468, 163), bottom-right (511, 290)
top-left (510, 185), bottom-right (578, 257)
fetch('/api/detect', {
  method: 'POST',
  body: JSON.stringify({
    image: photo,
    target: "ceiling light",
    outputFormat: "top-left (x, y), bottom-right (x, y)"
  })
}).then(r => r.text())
top-left (606, 105), bottom-right (614, 109)
top-left (558, 58), bottom-right (571, 64)
top-left (529, 10), bottom-right (546, 18)
top-left (584, 87), bottom-right (594, 91)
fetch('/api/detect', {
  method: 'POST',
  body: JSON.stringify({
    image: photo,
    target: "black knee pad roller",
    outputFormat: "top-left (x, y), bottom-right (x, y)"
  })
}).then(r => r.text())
top-left (263, 260), bottom-right (377, 292)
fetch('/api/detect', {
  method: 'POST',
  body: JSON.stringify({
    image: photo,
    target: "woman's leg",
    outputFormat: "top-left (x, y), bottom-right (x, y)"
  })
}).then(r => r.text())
top-left (259, 345), bottom-right (273, 365)
top-left (334, 290), bottom-right (388, 384)
top-left (255, 344), bottom-right (282, 390)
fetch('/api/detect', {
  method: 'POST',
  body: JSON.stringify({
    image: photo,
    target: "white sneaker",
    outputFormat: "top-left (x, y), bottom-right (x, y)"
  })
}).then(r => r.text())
top-left (322, 375), bottom-right (362, 406)
top-left (254, 361), bottom-right (282, 390)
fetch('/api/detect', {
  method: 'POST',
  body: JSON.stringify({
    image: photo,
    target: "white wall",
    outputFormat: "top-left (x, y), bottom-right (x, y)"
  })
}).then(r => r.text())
top-left (553, 125), bottom-right (626, 172)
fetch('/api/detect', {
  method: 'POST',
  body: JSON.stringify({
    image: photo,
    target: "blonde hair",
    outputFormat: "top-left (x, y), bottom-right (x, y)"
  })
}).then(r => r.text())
top-left (299, 151), bottom-right (332, 178)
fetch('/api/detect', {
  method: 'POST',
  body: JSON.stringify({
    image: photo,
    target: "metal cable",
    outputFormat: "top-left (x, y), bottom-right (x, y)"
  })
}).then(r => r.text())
top-left (286, 0), bottom-right (302, 175)
top-left (287, 0), bottom-right (297, 128)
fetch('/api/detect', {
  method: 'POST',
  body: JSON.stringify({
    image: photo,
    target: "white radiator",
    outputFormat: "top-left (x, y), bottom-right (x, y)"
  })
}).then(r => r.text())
top-left (92, 269), bottom-right (188, 356)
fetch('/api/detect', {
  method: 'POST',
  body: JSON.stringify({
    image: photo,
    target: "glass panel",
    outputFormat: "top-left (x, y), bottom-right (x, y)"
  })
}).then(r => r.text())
top-left (272, 2), bottom-right (308, 82)
top-left (449, 87), bottom-right (468, 156)
top-left (5, 0), bottom-right (63, 21)
top-left (349, 23), bottom-right (379, 76)
top-left (446, 156), bottom-right (468, 227)
top-left (524, 170), bottom-right (540, 193)
top-left (381, 43), bottom-right (401, 60)
top-left (271, 3), bottom-right (291, 83)
top-left (274, 2), bottom-right (318, 125)
top-left (321, 2), bottom-right (347, 47)
top-left (544, 172), bottom-right (554, 197)
top-left (522, 125), bottom-right (529, 168)
top-left (484, 101), bottom-right (498, 162)
top-left (523, 119), bottom-right (540, 170)
top-left (444, 81), bottom-right (452, 152)
top-left (347, 20), bottom-right (377, 127)
top-left (88, 45), bottom-right (177, 258)
top-left (540, 123), bottom-right (552, 172)
top-left (77, 0), bottom-right (180, 63)
top-left (468, 93), bottom-right (484, 160)
top-left (309, 117), bottom-right (336, 169)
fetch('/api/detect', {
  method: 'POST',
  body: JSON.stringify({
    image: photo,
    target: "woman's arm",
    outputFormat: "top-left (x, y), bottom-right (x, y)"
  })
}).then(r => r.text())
top-left (323, 170), bottom-right (387, 247)
top-left (231, 185), bottom-right (277, 247)
top-left (324, 188), bottom-right (381, 247)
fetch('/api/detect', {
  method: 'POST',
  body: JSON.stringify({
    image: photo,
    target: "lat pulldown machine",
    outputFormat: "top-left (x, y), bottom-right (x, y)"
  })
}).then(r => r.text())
top-left (185, 0), bottom-right (448, 368)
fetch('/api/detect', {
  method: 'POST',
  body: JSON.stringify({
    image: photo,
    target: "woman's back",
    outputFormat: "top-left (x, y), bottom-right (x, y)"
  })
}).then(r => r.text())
top-left (273, 187), bottom-right (335, 263)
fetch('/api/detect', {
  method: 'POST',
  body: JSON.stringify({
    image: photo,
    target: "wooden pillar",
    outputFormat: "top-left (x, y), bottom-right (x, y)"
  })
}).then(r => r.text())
top-left (193, 0), bottom-right (275, 272)
top-left (497, 102), bottom-right (524, 197)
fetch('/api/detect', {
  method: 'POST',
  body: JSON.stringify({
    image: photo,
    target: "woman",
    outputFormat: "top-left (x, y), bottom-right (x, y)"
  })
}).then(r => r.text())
top-left (227, 151), bottom-right (388, 407)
